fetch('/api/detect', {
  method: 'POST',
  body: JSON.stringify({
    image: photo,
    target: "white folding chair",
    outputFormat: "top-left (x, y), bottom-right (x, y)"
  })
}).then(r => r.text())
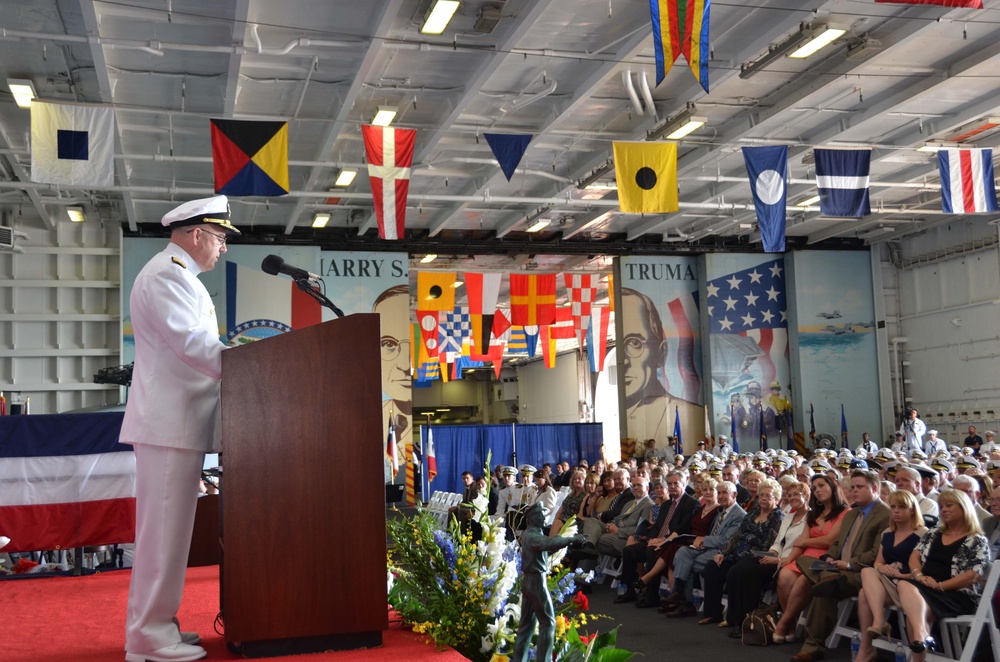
top-left (929, 559), bottom-right (1000, 662)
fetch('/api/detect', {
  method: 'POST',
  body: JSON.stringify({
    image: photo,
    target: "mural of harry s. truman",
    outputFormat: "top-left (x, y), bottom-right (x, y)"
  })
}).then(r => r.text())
top-left (373, 284), bottom-right (412, 474)
top-left (620, 288), bottom-right (702, 452)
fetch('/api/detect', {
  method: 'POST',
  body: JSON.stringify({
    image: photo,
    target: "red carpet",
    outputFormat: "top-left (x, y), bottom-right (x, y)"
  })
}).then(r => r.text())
top-left (0, 566), bottom-right (467, 661)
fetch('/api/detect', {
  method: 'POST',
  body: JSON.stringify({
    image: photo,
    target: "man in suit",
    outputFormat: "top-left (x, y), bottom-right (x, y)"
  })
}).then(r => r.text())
top-left (580, 469), bottom-right (633, 551)
top-left (722, 464), bottom-right (751, 508)
top-left (665, 480), bottom-right (747, 617)
top-left (617, 470), bottom-right (699, 606)
top-left (790, 469), bottom-right (891, 662)
top-left (595, 475), bottom-right (653, 558)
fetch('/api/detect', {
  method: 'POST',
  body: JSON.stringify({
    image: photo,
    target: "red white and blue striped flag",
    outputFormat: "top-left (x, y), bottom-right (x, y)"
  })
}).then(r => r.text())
top-left (938, 148), bottom-right (998, 214)
top-left (0, 412), bottom-right (135, 552)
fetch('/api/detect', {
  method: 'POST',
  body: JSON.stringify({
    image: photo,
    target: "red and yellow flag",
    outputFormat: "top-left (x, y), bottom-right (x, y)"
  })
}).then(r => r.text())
top-left (541, 325), bottom-right (557, 368)
top-left (509, 274), bottom-right (556, 326)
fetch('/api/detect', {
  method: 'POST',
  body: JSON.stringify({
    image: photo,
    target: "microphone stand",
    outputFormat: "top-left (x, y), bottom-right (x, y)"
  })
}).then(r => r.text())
top-left (292, 277), bottom-right (345, 318)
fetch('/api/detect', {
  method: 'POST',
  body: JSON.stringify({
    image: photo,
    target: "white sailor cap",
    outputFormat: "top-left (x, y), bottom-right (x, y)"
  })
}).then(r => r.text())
top-left (985, 430), bottom-right (996, 437)
top-left (718, 434), bottom-right (728, 441)
top-left (161, 195), bottom-right (240, 235)
top-left (927, 429), bottom-right (938, 436)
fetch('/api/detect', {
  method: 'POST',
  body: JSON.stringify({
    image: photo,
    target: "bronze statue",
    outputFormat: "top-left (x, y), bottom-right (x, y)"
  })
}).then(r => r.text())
top-left (512, 503), bottom-right (586, 662)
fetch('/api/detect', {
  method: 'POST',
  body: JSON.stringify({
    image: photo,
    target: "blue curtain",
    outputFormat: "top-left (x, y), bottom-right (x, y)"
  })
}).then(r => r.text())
top-left (420, 423), bottom-right (604, 495)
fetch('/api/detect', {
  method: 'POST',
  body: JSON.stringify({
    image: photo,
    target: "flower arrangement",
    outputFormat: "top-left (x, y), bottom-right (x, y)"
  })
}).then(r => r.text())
top-left (387, 470), bottom-right (634, 662)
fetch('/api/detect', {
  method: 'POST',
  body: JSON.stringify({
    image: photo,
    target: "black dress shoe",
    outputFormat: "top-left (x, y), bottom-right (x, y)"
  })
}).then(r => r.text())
top-left (909, 637), bottom-right (936, 653)
top-left (632, 579), bottom-right (646, 593)
top-left (613, 590), bottom-right (637, 604)
top-left (657, 602), bottom-right (676, 614)
top-left (728, 628), bottom-right (743, 639)
top-left (665, 602), bottom-right (697, 618)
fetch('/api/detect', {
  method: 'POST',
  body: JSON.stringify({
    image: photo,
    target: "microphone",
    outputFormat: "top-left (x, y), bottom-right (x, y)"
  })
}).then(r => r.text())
top-left (261, 254), bottom-right (320, 283)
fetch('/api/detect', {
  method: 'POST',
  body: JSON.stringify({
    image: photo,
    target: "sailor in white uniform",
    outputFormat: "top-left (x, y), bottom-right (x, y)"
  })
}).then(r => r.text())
top-left (122, 196), bottom-right (239, 662)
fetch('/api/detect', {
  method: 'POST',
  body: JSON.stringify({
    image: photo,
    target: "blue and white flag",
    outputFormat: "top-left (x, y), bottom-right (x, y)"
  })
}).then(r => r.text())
top-left (742, 145), bottom-right (788, 252)
top-left (31, 101), bottom-right (115, 187)
top-left (814, 148), bottom-right (871, 217)
top-left (938, 148), bottom-right (998, 214)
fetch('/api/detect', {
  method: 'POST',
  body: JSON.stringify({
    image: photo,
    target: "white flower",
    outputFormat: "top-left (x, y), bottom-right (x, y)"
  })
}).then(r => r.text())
top-left (386, 569), bottom-right (395, 593)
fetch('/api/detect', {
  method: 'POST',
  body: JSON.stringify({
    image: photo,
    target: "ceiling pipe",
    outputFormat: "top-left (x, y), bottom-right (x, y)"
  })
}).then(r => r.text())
top-left (638, 70), bottom-right (658, 122)
top-left (622, 70), bottom-right (644, 117)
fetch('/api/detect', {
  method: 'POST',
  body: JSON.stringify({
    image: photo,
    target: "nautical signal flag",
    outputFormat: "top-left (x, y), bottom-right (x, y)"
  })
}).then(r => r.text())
top-left (742, 146), bottom-right (788, 253)
top-left (875, 0), bottom-right (981, 6)
top-left (416, 310), bottom-right (440, 358)
top-left (416, 271), bottom-right (456, 312)
top-left (465, 272), bottom-right (502, 351)
top-left (650, 0), bottom-right (711, 92)
top-left (210, 119), bottom-right (289, 196)
top-left (814, 148), bottom-right (871, 217)
top-left (565, 273), bottom-right (598, 346)
top-left (31, 101), bottom-right (115, 187)
top-left (612, 142), bottom-right (678, 214)
top-left (541, 325), bottom-right (557, 368)
top-left (938, 148), bottom-right (998, 214)
top-left (509, 274), bottom-right (557, 326)
top-left (362, 124), bottom-right (416, 240)
top-left (492, 309), bottom-right (512, 340)
top-left (549, 307), bottom-right (576, 340)
top-left (484, 133), bottom-right (532, 181)
top-left (586, 306), bottom-right (611, 372)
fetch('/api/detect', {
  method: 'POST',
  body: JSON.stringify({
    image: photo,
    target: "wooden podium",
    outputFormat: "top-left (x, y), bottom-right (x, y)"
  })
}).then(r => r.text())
top-left (219, 314), bottom-right (387, 657)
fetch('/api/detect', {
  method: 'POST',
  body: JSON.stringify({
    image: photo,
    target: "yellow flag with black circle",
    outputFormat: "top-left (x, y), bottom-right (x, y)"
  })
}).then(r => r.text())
top-left (613, 142), bottom-right (679, 213)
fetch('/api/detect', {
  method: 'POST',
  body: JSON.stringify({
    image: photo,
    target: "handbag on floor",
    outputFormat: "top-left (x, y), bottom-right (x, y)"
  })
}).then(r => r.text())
top-left (741, 604), bottom-right (779, 646)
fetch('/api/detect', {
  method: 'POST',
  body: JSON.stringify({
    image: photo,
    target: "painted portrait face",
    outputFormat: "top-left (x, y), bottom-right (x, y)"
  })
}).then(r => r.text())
top-left (373, 289), bottom-right (411, 403)
top-left (621, 291), bottom-right (665, 407)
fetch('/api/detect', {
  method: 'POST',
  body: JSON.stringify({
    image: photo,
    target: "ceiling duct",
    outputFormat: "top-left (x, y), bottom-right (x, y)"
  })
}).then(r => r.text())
top-left (474, 6), bottom-right (502, 33)
top-left (844, 38), bottom-right (882, 62)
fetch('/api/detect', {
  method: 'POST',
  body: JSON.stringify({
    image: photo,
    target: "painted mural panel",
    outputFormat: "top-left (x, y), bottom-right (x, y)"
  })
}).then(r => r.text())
top-left (704, 254), bottom-right (791, 453)
top-left (787, 251), bottom-right (881, 450)
top-left (618, 256), bottom-right (704, 453)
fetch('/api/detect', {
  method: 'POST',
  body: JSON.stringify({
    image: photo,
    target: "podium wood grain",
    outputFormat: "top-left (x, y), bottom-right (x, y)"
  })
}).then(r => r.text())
top-left (220, 314), bottom-right (386, 648)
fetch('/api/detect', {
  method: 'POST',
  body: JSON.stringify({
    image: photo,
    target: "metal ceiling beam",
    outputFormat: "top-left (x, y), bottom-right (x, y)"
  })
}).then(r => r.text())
top-left (222, 0), bottom-right (251, 116)
top-left (282, 0), bottom-right (404, 234)
top-left (627, 6), bottom-right (995, 240)
top-left (79, 1), bottom-right (138, 231)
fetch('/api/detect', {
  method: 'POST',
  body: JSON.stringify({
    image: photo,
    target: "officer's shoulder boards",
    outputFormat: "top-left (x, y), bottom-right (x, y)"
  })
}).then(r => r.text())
top-left (171, 256), bottom-right (187, 269)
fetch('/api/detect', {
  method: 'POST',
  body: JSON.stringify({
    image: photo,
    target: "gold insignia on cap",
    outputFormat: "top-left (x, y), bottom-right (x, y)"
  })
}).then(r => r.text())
top-left (171, 256), bottom-right (187, 269)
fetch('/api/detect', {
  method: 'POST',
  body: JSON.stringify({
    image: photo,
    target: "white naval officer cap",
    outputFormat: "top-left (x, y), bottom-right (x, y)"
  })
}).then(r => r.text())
top-left (162, 195), bottom-right (240, 235)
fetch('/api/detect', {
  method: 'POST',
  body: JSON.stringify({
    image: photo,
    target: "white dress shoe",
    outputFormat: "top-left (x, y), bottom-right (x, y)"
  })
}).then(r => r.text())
top-left (180, 632), bottom-right (201, 646)
top-left (124, 642), bottom-right (206, 662)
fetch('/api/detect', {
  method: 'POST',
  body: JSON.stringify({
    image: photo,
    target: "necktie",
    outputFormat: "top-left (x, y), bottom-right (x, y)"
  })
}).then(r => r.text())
top-left (710, 508), bottom-right (728, 536)
top-left (840, 510), bottom-right (865, 561)
top-left (657, 498), bottom-right (681, 538)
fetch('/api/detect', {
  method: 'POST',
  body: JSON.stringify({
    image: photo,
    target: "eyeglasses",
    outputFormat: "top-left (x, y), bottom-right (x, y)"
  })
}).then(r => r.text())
top-left (380, 337), bottom-right (410, 361)
top-left (188, 227), bottom-right (227, 245)
top-left (623, 334), bottom-right (649, 358)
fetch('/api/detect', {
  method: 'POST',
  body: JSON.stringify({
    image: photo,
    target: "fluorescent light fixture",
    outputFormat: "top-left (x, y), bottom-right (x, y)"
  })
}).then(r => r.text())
top-left (311, 213), bottom-right (330, 228)
top-left (371, 107), bottom-right (397, 127)
top-left (66, 206), bottom-right (86, 223)
top-left (420, 254), bottom-right (438, 264)
top-left (788, 26), bottom-right (845, 59)
top-left (7, 78), bottom-right (36, 108)
top-left (526, 219), bottom-right (551, 233)
top-left (797, 195), bottom-right (821, 207)
top-left (334, 169), bottom-right (357, 186)
top-left (584, 182), bottom-right (617, 191)
top-left (917, 141), bottom-right (959, 153)
top-left (421, 0), bottom-right (460, 35)
top-left (576, 159), bottom-right (613, 189)
top-left (647, 107), bottom-right (706, 141)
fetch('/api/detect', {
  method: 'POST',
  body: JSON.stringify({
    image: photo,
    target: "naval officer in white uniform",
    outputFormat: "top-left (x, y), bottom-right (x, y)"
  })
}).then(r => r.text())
top-left (122, 196), bottom-right (239, 662)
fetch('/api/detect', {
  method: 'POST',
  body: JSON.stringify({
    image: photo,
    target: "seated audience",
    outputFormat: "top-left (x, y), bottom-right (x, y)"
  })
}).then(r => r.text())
top-left (983, 491), bottom-right (1000, 559)
top-left (663, 480), bottom-right (746, 618)
top-left (632, 476), bottom-right (718, 611)
top-left (578, 471), bottom-right (611, 520)
top-left (789, 470), bottom-right (890, 662)
top-left (856, 490), bottom-right (927, 662)
top-left (772, 473), bottom-right (848, 642)
top-left (532, 469), bottom-right (558, 516)
top-left (699, 478), bottom-right (784, 626)
top-left (594, 475), bottom-right (653, 558)
top-left (723, 479), bottom-right (810, 637)
top-left (952, 474), bottom-right (992, 527)
top-left (549, 469), bottom-right (586, 536)
top-left (897, 489), bottom-right (990, 662)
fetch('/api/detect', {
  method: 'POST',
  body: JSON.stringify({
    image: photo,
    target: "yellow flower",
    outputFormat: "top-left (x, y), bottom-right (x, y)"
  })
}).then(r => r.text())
top-left (490, 655), bottom-right (510, 662)
top-left (555, 614), bottom-right (569, 639)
